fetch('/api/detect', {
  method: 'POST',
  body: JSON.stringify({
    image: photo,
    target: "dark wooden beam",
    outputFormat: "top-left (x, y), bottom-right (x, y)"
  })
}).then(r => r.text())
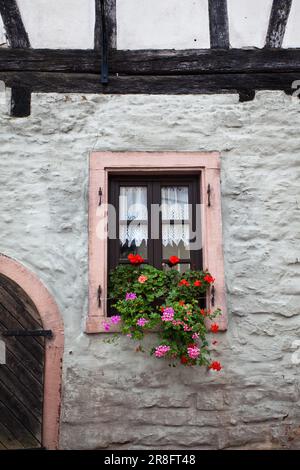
top-left (208, 0), bottom-right (230, 49)
top-left (265, 0), bottom-right (293, 48)
top-left (94, 0), bottom-right (116, 51)
top-left (0, 48), bottom-right (300, 75)
top-left (0, 0), bottom-right (31, 117)
top-left (238, 90), bottom-right (256, 103)
top-left (0, 70), bottom-right (298, 96)
top-left (10, 86), bottom-right (31, 117)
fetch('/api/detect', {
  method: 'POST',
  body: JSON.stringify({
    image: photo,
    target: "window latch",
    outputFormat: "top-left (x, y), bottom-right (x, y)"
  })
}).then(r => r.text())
top-left (98, 187), bottom-right (103, 206)
top-left (211, 285), bottom-right (215, 307)
top-left (207, 184), bottom-right (211, 207)
top-left (98, 285), bottom-right (102, 308)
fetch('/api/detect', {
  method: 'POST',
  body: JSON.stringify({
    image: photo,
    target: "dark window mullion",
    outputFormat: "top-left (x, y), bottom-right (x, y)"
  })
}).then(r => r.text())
top-left (190, 177), bottom-right (202, 270)
top-left (152, 181), bottom-right (162, 269)
top-left (108, 178), bottom-right (119, 272)
top-left (147, 182), bottom-right (154, 266)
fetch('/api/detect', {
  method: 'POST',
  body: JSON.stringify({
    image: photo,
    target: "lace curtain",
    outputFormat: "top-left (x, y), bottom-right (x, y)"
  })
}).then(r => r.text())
top-left (119, 186), bottom-right (190, 248)
top-left (119, 186), bottom-right (148, 247)
top-left (161, 186), bottom-right (190, 247)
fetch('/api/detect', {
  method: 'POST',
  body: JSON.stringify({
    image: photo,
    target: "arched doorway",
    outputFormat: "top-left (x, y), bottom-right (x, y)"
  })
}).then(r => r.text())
top-left (0, 255), bottom-right (64, 450)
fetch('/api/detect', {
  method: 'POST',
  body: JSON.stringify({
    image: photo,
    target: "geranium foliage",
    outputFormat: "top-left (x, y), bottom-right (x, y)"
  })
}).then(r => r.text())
top-left (107, 255), bottom-right (222, 368)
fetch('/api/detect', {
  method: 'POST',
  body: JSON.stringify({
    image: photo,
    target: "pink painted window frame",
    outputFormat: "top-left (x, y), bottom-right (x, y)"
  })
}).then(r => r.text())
top-left (86, 151), bottom-right (227, 333)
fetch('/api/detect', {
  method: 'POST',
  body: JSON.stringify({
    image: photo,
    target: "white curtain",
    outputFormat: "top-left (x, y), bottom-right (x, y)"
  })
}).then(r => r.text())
top-left (119, 187), bottom-right (148, 247)
top-left (161, 186), bottom-right (190, 247)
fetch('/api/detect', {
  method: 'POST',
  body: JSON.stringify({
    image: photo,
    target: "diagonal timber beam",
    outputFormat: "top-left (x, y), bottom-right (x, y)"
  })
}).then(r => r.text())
top-left (265, 0), bottom-right (293, 48)
top-left (0, 0), bottom-right (31, 117)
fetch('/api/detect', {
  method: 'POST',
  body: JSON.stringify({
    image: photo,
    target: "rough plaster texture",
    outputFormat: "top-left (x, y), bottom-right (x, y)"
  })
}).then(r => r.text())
top-left (0, 91), bottom-right (300, 449)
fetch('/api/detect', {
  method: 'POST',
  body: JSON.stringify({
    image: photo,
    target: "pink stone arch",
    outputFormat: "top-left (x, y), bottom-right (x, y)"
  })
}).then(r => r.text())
top-left (0, 254), bottom-right (64, 450)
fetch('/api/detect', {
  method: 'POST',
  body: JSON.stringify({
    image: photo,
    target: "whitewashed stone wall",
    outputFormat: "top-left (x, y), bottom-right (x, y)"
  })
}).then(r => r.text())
top-left (0, 91), bottom-right (300, 449)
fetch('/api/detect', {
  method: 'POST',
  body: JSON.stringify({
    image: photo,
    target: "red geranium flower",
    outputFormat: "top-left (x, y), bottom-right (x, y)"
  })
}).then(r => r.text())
top-left (210, 323), bottom-right (219, 333)
top-left (179, 300), bottom-right (185, 306)
top-left (194, 280), bottom-right (202, 287)
top-left (200, 309), bottom-right (207, 316)
top-left (128, 253), bottom-right (144, 265)
top-left (178, 279), bottom-right (190, 287)
top-left (168, 256), bottom-right (180, 266)
top-left (204, 274), bottom-right (215, 284)
top-left (209, 361), bottom-right (222, 371)
top-left (180, 355), bottom-right (189, 364)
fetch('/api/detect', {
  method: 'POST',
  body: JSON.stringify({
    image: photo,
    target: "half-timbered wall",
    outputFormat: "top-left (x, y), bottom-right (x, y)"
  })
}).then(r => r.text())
top-left (0, 90), bottom-right (299, 449)
top-left (0, 0), bottom-right (299, 50)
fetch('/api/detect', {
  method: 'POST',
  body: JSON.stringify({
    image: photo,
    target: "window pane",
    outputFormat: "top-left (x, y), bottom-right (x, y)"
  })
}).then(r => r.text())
top-left (119, 186), bottom-right (148, 259)
top-left (162, 239), bottom-right (190, 260)
top-left (161, 186), bottom-right (191, 260)
top-left (120, 240), bottom-right (148, 260)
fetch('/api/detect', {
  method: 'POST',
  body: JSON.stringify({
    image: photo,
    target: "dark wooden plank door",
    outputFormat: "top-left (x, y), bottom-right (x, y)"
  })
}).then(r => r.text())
top-left (0, 273), bottom-right (44, 449)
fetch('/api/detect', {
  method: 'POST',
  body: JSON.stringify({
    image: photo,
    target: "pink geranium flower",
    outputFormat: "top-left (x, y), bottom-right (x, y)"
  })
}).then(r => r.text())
top-left (187, 345), bottom-right (200, 359)
top-left (162, 307), bottom-right (174, 322)
top-left (172, 320), bottom-right (183, 326)
top-left (138, 275), bottom-right (148, 284)
top-left (137, 317), bottom-right (149, 327)
top-left (183, 324), bottom-right (192, 332)
top-left (154, 345), bottom-right (171, 358)
top-left (126, 292), bottom-right (137, 300)
top-left (192, 332), bottom-right (199, 340)
top-left (103, 321), bottom-right (111, 332)
top-left (111, 315), bottom-right (121, 325)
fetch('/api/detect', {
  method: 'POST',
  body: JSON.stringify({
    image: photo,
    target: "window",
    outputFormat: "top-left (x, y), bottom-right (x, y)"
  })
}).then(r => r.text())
top-left (86, 152), bottom-right (227, 333)
top-left (108, 175), bottom-right (202, 274)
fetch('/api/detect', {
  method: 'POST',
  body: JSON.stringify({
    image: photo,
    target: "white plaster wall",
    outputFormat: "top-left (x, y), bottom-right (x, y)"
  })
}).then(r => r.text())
top-left (0, 15), bottom-right (7, 46)
top-left (18, 0), bottom-right (95, 49)
top-left (0, 91), bottom-right (300, 449)
top-left (116, 0), bottom-right (210, 49)
top-left (283, 0), bottom-right (300, 48)
top-left (0, 0), bottom-right (296, 49)
top-left (228, 0), bottom-right (273, 48)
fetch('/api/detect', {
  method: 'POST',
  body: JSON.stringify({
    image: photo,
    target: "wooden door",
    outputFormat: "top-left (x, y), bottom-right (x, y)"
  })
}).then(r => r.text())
top-left (0, 273), bottom-right (45, 449)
